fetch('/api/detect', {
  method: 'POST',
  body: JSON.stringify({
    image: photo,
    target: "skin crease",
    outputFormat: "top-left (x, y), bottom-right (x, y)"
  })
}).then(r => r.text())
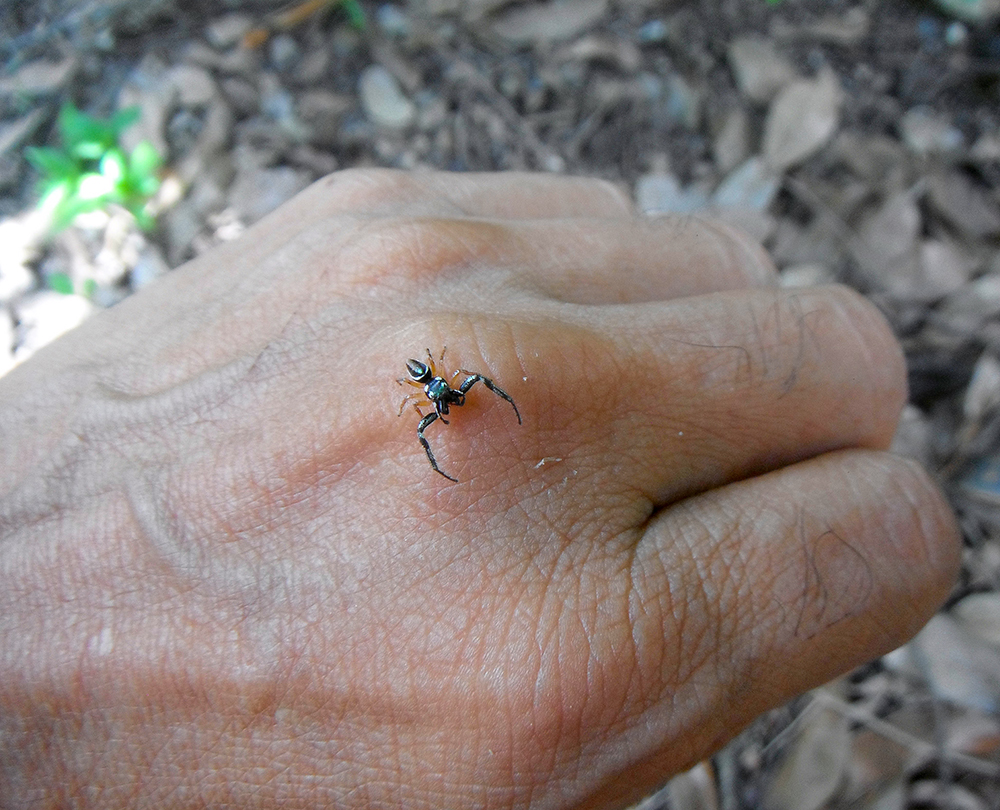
top-left (0, 170), bottom-right (960, 809)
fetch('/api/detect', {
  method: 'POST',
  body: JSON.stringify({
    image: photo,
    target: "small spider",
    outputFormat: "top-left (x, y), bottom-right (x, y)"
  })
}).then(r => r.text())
top-left (397, 347), bottom-right (522, 482)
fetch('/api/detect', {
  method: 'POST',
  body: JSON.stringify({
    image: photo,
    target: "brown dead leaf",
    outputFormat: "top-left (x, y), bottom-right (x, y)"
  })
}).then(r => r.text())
top-left (845, 728), bottom-right (909, 806)
top-left (945, 711), bottom-right (1000, 759)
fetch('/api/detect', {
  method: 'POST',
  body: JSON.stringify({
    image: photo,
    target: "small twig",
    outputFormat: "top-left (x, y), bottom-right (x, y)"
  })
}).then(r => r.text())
top-left (444, 58), bottom-right (565, 172)
top-left (812, 689), bottom-right (1000, 780)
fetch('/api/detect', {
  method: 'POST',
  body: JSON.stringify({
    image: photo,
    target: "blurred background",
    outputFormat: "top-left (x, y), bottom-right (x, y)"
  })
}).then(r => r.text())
top-left (2, 0), bottom-right (1000, 807)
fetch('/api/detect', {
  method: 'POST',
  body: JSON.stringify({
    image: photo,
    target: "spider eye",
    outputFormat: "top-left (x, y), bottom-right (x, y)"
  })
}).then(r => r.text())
top-left (406, 359), bottom-right (429, 380)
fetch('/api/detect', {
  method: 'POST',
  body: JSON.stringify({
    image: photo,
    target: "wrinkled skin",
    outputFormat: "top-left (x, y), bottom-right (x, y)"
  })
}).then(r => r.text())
top-left (0, 170), bottom-right (959, 809)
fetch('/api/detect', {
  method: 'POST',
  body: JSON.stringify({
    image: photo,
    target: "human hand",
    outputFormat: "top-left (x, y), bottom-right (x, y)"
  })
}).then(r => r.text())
top-left (0, 170), bottom-right (959, 808)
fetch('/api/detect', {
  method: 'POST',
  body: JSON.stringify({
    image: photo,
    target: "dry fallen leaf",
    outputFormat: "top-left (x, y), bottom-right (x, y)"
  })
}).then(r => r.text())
top-left (953, 591), bottom-right (1000, 649)
top-left (727, 36), bottom-right (797, 103)
top-left (764, 705), bottom-right (850, 810)
top-left (664, 760), bottom-right (718, 810)
top-left (888, 614), bottom-right (1000, 714)
top-left (0, 57), bottom-right (77, 97)
top-left (856, 188), bottom-right (922, 294)
top-left (763, 68), bottom-right (842, 172)
top-left (491, 0), bottom-right (608, 44)
top-left (927, 170), bottom-right (1000, 240)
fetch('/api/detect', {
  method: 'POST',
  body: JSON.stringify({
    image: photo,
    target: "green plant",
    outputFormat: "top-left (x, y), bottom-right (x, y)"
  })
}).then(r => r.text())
top-left (340, 0), bottom-right (366, 29)
top-left (26, 103), bottom-right (162, 232)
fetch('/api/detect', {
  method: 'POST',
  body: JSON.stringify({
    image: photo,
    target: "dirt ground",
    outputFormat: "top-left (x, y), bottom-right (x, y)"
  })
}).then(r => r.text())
top-left (2, 0), bottom-right (1000, 807)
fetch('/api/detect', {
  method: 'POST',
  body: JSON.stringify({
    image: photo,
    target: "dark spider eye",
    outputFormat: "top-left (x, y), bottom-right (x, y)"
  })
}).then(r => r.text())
top-left (406, 359), bottom-right (429, 380)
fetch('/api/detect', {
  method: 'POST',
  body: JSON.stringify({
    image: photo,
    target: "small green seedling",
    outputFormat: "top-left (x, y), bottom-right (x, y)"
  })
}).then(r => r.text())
top-left (26, 103), bottom-right (162, 233)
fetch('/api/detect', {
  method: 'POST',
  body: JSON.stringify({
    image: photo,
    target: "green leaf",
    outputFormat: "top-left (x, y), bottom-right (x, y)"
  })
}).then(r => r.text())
top-left (47, 272), bottom-right (75, 295)
top-left (58, 103), bottom-right (118, 160)
top-left (31, 102), bottom-right (161, 235)
top-left (58, 104), bottom-right (101, 147)
top-left (131, 206), bottom-right (157, 232)
top-left (340, 0), bottom-right (366, 29)
top-left (77, 170), bottom-right (115, 201)
top-left (99, 148), bottom-right (127, 187)
top-left (109, 106), bottom-right (141, 136)
top-left (25, 145), bottom-right (78, 180)
top-left (128, 140), bottom-right (162, 177)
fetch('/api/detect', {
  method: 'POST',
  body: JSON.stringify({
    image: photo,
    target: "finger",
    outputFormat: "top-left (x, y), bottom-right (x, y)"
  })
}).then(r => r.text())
top-left (312, 168), bottom-right (635, 219)
top-left (513, 214), bottom-right (777, 303)
top-left (161, 170), bottom-right (636, 308)
top-left (603, 450), bottom-right (960, 795)
top-left (511, 284), bottom-right (905, 506)
top-left (251, 169), bottom-right (632, 245)
top-left (297, 212), bottom-right (775, 303)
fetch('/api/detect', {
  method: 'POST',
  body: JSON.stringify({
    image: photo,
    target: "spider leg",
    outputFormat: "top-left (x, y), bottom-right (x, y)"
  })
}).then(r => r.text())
top-left (398, 391), bottom-right (429, 417)
top-left (416, 411), bottom-right (457, 482)
top-left (426, 346), bottom-right (451, 378)
top-left (403, 397), bottom-right (432, 418)
top-left (457, 373), bottom-right (522, 425)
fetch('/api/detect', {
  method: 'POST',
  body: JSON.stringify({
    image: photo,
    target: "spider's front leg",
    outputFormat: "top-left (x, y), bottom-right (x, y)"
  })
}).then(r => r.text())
top-left (456, 372), bottom-right (522, 425)
top-left (416, 411), bottom-right (458, 482)
top-left (396, 388), bottom-right (428, 417)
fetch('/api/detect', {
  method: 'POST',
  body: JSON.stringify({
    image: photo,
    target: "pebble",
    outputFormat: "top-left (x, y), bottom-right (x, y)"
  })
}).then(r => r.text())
top-left (945, 21), bottom-right (969, 46)
top-left (359, 65), bottom-right (416, 129)
top-left (205, 14), bottom-right (253, 49)
top-left (377, 4), bottom-right (411, 37)
top-left (899, 106), bottom-right (964, 155)
top-left (637, 19), bottom-right (667, 43)
top-left (932, 0), bottom-right (1000, 23)
top-left (220, 76), bottom-right (260, 116)
top-left (227, 165), bottom-right (313, 223)
top-left (298, 90), bottom-right (353, 147)
top-left (269, 34), bottom-right (302, 73)
top-left (169, 64), bottom-right (217, 107)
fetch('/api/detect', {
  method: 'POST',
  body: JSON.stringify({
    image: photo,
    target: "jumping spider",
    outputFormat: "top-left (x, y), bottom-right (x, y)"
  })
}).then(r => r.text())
top-left (397, 347), bottom-right (522, 482)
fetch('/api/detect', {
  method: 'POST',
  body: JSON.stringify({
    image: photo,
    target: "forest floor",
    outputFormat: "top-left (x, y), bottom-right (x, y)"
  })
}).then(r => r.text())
top-left (2, 0), bottom-right (1000, 807)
